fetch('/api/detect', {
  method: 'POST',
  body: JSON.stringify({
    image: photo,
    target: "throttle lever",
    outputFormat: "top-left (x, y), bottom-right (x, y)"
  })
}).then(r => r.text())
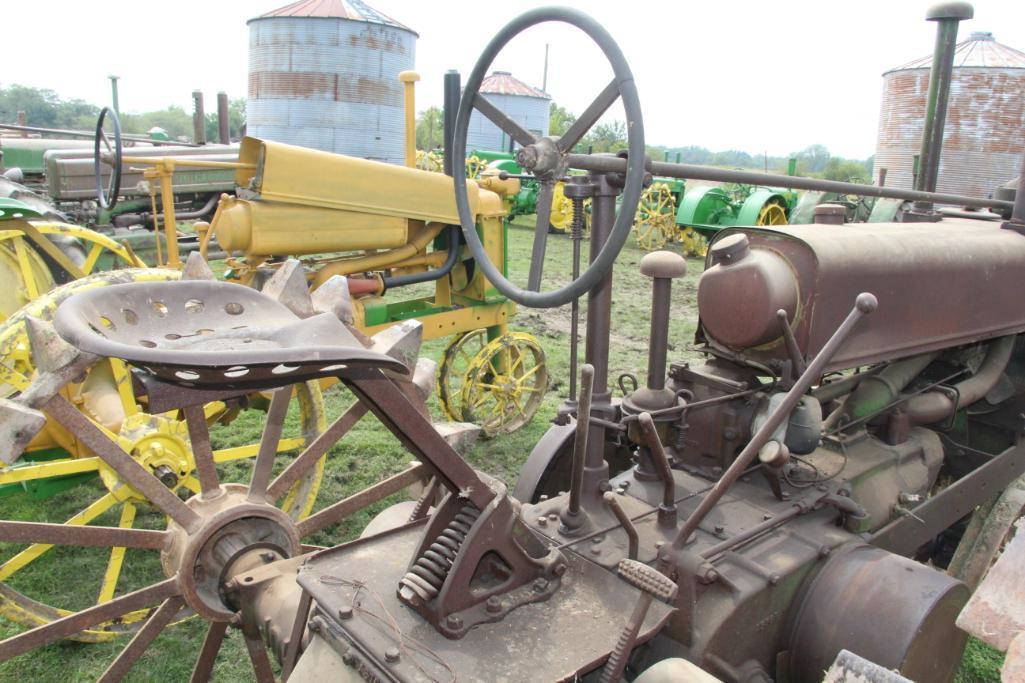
top-left (662, 293), bottom-right (878, 562)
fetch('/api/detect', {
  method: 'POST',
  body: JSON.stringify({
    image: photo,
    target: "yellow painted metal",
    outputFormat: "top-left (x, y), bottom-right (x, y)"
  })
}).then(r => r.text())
top-left (309, 221), bottom-right (444, 287)
top-left (678, 227), bottom-right (708, 257)
top-left (548, 181), bottom-right (574, 232)
top-left (633, 183), bottom-right (677, 251)
top-left (235, 137), bottom-right (483, 225)
top-left (97, 502), bottom-right (136, 604)
top-left (361, 300), bottom-right (515, 342)
top-left (459, 331), bottom-right (548, 436)
top-left (213, 195), bottom-right (411, 256)
top-left (399, 70), bottom-right (421, 169)
top-left (438, 328), bottom-right (489, 421)
top-left (0, 457), bottom-right (100, 486)
top-left (757, 201), bottom-right (789, 226)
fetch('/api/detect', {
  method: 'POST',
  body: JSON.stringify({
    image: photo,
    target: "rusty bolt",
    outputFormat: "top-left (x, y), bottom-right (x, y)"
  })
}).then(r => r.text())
top-left (338, 606), bottom-right (353, 620)
top-left (446, 615), bottom-right (463, 630)
top-left (308, 618), bottom-right (321, 633)
top-left (592, 535), bottom-right (604, 544)
top-left (590, 546), bottom-right (602, 555)
top-left (385, 647), bottom-right (401, 663)
top-left (769, 574), bottom-right (781, 586)
top-left (700, 567), bottom-right (719, 584)
top-left (539, 494), bottom-right (549, 502)
top-left (714, 524), bottom-right (725, 534)
top-left (486, 596), bottom-right (503, 614)
top-left (763, 513), bottom-right (772, 521)
top-left (261, 552), bottom-right (276, 563)
top-left (819, 545), bottom-right (831, 558)
top-left (548, 513), bottom-right (558, 522)
top-left (341, 650), bottom-right (356, 666)
top-left (537, 516), bottom-right (547, 527)
top-left (553, 563), bottom-right (567, 577)
top-left (533, 578), bottom-right (549, 593)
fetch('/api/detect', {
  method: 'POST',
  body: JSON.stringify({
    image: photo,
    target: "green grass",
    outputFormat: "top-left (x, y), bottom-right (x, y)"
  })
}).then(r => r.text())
top-left (0, 216), bottom-right (1003, 681)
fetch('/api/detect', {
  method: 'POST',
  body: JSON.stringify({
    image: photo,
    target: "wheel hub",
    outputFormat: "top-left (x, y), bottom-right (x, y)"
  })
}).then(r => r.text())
top-left (102, 412), bottom-right (193, 501)
top-left (162, 484), bottom-right (300, 621)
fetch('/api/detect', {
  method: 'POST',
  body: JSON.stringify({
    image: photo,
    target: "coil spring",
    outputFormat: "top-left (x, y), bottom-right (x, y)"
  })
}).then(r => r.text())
top-left (399, 504), bottom-right (480, 601)
top-left (570, 196), bottom-right (585, 240)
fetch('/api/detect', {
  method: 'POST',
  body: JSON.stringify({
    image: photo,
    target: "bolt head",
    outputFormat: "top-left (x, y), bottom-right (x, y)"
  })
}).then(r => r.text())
top-left (537, 516), bottom-right (547, 527)
top-left (338, 606), bottom-right (353, 620)
top-left (385, 647), bottom-right (401, 663)
top-left (553, 563), bottom-right (567, 577)
top-left (486, 596), bottom-right (503, 613)
top-left (446, 614), bottom-right (463, 629)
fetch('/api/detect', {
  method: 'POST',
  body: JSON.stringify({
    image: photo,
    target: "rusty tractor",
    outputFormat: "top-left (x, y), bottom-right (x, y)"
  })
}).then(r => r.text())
top-left (0, 4), bottom-right (1023, 682)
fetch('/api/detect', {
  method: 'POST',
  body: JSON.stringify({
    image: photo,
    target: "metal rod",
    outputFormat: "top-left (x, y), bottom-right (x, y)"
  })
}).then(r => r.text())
top-left (247, 388), bottom-right (291, 502)
top-left (667, 293), bottom-right (877, 555)
top-left (0, 122), bottom-right (198, 146)
top-left (566, 154), bottom-right (1013, 212)
top-left (916, 4), bottom-right (972, 203)
top-left (777, 309), bottom-right (806, 377)
top-left (183, 403), bottom-right (220, 498)
top-left (216, 92), bottom-right (230, 144)
top-left (108, 75), bottom-right (120, 117)
top-left (567, 364), bottom-right (594, 519)
top-left (192, 90), bottom-right (206, 145)
top-left (297, 464), bottom-right (428, 537)
top-left (637, 413), bottom-right (677, 522)
top-left (443, 71), bottom-right (461, 176)
top-left (700, 504), bottom-right (805, 559)
top-left (646, 278), bottom-right (671, 391)
top-left (603, 492), bottom-right (639, 560)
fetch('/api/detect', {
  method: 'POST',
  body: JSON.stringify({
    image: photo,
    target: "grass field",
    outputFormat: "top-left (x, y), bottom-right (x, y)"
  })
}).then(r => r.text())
top-left (0, 215), bottom-right (1004, 681)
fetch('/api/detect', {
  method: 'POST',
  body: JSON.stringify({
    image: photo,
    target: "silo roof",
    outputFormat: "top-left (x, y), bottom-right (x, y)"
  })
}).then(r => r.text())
top-left (253, 0), bottom-right (416, 35)
top-left (480, 71), bottom-right (551, 99)
top-left (886, 31), bottom-right (1025, 73)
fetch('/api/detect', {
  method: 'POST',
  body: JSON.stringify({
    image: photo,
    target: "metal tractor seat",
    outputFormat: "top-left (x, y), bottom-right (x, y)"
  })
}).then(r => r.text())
top-left (53, 280), bottom-right (407, 390)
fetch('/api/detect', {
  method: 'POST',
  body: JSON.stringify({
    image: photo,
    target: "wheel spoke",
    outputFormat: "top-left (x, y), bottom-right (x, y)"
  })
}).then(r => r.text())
top-left (471, 94), bottom-right (536, 147)
top-left (183, 404), bottom-right (220, 497)
top-left (99, 129), bottom-right (113, 156)
top-left (190, 621), bottom-right (229, 683)
top-left (98, 596), bottom-right (184, 683)
top-left (98, 502), bottom-right (137, 604)
top-left (43, 395), bottom-right (202, 532)
top-left (297, 464), bottom-right (427, 537)
top-left (268, 399), bottom-right (367, 500)
top-left (242, 621), bottom-right (275, 683)
top-left (527, 182), bottom-right (556, 291)
top-left (0, 492), bottom-right (118, 582)
top-left (0, 577), bottom-right (179, 662)
top-left (247, 387), bottom-right (291, 502)
top-left (558, 79), bottom-right (621, 153)
top-left (0, 520), bottom-right (167, 549)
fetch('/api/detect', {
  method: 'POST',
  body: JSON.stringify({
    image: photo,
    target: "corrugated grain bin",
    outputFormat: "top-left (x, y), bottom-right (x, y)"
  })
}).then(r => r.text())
top-left (466, 71), bottom-right (551, 152)
top-left (873, 31), bottom-right (1025, 199)
top-left (247, 0), bottom-right (417, 164)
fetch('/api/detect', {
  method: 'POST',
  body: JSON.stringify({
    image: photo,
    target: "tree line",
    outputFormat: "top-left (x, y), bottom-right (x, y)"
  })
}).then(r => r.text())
top-left (0, 84), bottom-right (246, 142)
top-left (416, 100), bottom-right (874, 183)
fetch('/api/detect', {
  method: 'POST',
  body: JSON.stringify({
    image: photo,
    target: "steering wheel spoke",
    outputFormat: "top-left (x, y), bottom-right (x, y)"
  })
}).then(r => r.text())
top-left (472, 93), bottom-right (538, 148)
top-left (94, 107), bottom-right (123, 211)
top-left (528, 181), bottom-right (557, 291)
top-left (452, 7), bottom-right (644, 308)
top-left (557, 79), bottom-right (622, 153)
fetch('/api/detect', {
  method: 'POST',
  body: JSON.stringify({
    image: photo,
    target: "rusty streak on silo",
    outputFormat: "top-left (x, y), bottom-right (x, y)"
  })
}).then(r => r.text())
top-left (246, 0), bottom-right (417, 164)
top-left (874, 31), bottom-right (1025, 199)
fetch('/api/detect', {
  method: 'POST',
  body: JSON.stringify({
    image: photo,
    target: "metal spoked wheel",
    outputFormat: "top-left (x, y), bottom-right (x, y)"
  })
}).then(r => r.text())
top-left (438, 328), bottom-right (488, 423)
top-left (460, 332), bottom-right (547, 436)
top-left (0, 271), bottom-right (327, 642)
top-left (93, 107), bottom-right (123, 212)
top-left (757, 199), bottom-right (789, 226)
top-left (633, 183), bottom-right (677, 251)
top-left (678, 227), bottom-right (708, 257)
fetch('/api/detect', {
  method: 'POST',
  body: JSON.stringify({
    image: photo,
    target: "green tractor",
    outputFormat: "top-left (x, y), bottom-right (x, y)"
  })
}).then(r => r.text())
top-left (674, 183), bottom-right (797, 255)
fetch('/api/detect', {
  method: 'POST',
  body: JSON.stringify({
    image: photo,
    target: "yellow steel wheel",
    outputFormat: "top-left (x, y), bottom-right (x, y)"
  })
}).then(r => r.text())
top-left (548, 182), bottom-right (574, 233)
top-left (756, 200), bottom-right (788, 226)
top-left (0, 270), bottom-right (326, 642)
top-left (0, 220), bottom-right (144, 322)
top-left (416, 150), bottom-right (444, 173)
top-left (633, 183), bottom-right (677, 251)
top-left (678, 227), bottom-right (708, 258)
top-left (465, 154), bottom-right (486, 180)
top-left (438, 328), bottom-right (489, 422)
top-left (461, 332), bottom-right (547, 436)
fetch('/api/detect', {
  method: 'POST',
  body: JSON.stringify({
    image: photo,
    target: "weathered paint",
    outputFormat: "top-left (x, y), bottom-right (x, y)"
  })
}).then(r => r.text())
top-left (246, 4), bottom-right (416, 163)
top-left (466, 72), bottom-right (551, 152)
top-left (874, 33), bottom-right (1025, 199)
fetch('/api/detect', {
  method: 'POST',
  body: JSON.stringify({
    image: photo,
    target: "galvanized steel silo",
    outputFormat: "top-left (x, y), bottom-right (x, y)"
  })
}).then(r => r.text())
top-left (873, 31), bottom-right (1025, 198)
top-left (466, 71), bottom-right (551, 152)
top-left (247, 0), bottom-right (417, 164)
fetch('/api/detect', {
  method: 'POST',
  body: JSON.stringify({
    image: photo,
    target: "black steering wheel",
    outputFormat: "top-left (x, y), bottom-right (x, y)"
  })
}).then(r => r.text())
top-left (452, 7), bottom-right (645, 309)
top-left (94, 106), bottom-right (123, 211)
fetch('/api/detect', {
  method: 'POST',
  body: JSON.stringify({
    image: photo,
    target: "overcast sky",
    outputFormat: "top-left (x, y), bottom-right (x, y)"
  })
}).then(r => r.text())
top-left (6, 1), bottom-right (1024, 159)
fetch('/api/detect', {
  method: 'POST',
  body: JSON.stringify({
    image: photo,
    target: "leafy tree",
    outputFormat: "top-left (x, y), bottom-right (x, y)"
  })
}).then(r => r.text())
top-left (794, 144), bottom-right (831, 174)
top-left (416, 106), bottom-right (443, 151)
top-left (582, 120), bottom-right (627, 153)
top-left (819, 157), bottom-right (870, 183)
top-left (549, 102), bottom-right (576, 137)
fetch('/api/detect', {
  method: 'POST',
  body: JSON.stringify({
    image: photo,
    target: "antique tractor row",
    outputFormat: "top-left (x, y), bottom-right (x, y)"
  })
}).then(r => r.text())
top-left (0, 5), bottom-right (1022, 682)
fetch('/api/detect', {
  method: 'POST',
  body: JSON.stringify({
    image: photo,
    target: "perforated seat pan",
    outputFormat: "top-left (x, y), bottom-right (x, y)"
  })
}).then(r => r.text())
top-left (53, 280), bottom-right (406, 389)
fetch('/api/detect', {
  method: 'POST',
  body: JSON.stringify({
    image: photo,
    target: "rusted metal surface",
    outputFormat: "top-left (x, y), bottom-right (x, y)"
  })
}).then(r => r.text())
top-left (875, 31), bottom-right (1025, 199)
top-left (247, 7), bottom-right (416, 162)
top-left (190, 621), bottom-right (229, 682)
top-left (98, 596), bottom-right (185, 682)
top-left (957, 516), bottom-right (1025, 651)
top-left (823, 649), bottom-right (913, 683)
top-left (295, 463), bottom-right (427, 536)
top-left (789, 545), bottom-right (968, 682)
top-left (0, 520), bottom-right (167, 549)
top-left (698, 221), bottom-right (1025, 372)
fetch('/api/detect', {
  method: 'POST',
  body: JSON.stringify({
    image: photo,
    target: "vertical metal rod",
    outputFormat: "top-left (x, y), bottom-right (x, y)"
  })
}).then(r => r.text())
top-left (1006, 146), bottom-right (1025, 229)
top-left (915, 3), bottom-right (973, 204)
top-left (182, 404), bottom-right (220, 498)
top-left (637, 413), bottom-right (677, 521)
top-left (568, 364), bottom-right (594, 518)
top-left (108, 76), bottom-right (120, 117)
top-left (443, 71), bottom-right (461, 177)
top-left (878, 167), bottom-right (888, 187)
top-left (399, 71), bottom-right (420, 168)
top-left (192, 90), bottom-right (206, 145)
top-left (157, 166), bottom-right (182, 269)
top-left (646, 278), bottom-right (671, 391)
top-left (216, 92), bottom-right (230, 144)
top-left (568, 199), bottom-right (584, 402)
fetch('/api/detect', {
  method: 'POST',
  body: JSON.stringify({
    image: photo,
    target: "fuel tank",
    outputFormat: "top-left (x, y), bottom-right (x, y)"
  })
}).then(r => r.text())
top-left (696, 218), bottom-right (1025, 372)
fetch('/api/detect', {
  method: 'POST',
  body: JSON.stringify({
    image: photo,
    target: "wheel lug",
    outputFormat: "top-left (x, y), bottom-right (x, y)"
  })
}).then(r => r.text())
top-left (153, 464), bottom-right (178, 488)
